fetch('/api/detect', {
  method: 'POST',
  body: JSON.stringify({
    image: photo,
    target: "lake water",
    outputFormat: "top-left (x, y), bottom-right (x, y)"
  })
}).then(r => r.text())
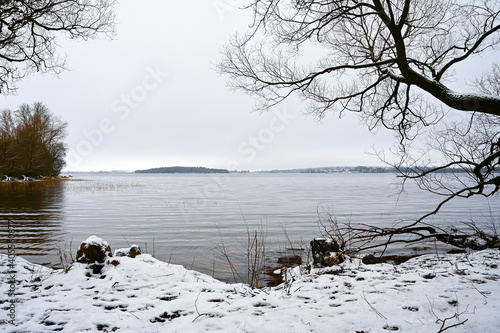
top-left (1, 173), bottom-right (498, 282)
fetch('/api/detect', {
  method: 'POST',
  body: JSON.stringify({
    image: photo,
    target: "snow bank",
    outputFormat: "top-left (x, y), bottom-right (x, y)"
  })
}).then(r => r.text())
top-left (1, 249), bottom-right (499, 332)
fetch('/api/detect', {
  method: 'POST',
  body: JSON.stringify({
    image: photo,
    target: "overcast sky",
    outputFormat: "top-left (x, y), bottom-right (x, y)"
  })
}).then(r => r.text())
top-left (0, 1), bottom-right (479, 172)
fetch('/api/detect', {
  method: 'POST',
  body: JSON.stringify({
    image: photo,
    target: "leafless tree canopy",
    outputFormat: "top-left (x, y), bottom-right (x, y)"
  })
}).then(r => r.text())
top-left (219, 0), bottom-right (500, 117)
top-left (219, 0), bottom-right (500, 224)
top-left (0, 0), bottom-right (116, 93)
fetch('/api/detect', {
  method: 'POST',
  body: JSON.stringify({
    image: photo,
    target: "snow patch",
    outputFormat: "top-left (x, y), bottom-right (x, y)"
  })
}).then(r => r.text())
top-left (82, 235), bottom-right (110, 248)
top-left (1, 250), bottom-right (500, 332)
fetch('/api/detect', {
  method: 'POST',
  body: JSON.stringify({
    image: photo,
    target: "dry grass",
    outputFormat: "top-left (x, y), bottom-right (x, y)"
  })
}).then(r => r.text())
top-left (214, 222), bottom-right (269, 288)
top-left (64, 179), bottom-right (142, 193)
top-left (1, 176), bottom-right (142, 193)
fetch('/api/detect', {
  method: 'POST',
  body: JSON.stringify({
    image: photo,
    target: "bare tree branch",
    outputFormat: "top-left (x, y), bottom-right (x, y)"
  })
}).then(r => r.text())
top-left (0, 0), bottom-right (116, 94)
top-left (219, 1), bottom-right (500, 253)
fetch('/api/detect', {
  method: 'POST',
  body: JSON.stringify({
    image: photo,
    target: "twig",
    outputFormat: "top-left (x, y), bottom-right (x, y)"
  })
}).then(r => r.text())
top-left (122, 235), bottom-right (131, 246)
top-left (437, 316), bottom-right (468, 333)
top-left (361, 290), bottom-right (387, 319)
top-left (469, 281), bottom-right (488, 300)
top-left (193, 292), bottom-right (208, 322)
top-left (147, 273), bottom-right (175, 278)
top-left (427, 295), bottom-right (471, 332)
top-left (126, 311), bottom-right (140, 320)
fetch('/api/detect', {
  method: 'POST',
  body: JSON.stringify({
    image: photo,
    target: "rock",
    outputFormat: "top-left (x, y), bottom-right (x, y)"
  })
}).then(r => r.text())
top-left (310, 238), bottom-right (344, 267)
top-left (447, 249), bottom-right (467, 254)
top-left (362, 254), bottom-right (384, 265)
top-left (114, 245), bottom-right (142, 258)
top-left (76, 236), bottom-right (113, 264)
top-left (277, 254), bottom-right (302, 267)
top-left (90, 263), bottom-right (105, 275)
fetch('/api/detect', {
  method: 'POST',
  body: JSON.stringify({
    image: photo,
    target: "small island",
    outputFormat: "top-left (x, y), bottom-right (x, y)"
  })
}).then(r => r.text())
top-left (134, 166), bottom-right (229, 174)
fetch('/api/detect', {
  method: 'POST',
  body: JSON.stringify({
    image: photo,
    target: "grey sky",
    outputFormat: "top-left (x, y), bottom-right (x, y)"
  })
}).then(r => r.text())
top-left (1, 1), bottom-right (481, 172)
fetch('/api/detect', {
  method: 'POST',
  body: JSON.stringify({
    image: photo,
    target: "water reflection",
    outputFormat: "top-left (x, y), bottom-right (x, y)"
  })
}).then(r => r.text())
top-left (0, 180), bottom-right (66, 266)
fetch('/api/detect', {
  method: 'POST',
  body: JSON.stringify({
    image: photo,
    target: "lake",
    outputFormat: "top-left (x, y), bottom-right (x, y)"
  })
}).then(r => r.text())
top-left (1, 172), bottom-right (498, 282)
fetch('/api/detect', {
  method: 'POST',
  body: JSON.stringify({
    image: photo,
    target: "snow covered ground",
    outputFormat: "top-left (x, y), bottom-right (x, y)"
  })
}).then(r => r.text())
top-left (1, 242), bottom-right (500, 332)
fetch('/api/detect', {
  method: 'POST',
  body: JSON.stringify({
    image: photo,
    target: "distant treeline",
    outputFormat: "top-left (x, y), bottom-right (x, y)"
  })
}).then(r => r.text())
top-left (134, 166), bottom-right (470, 174)
top-left (134, 166), bottom-right (229, 174)
top-left (260, 166), bottom-right (470, 174)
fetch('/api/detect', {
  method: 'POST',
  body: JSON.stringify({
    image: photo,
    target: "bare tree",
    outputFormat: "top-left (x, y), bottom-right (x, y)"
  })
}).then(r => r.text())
top-left (218, 0), bottom-right (500, 251)
top-left (0, 0), bottom-right (116, 93)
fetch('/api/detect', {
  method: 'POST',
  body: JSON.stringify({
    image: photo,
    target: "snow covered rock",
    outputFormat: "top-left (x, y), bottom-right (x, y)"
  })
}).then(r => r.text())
top-left (362, 254), bottom-right (384, 265)
top-left (114, 245), bottom-right (142, 258)
top-left (310, 238), bottom-right (344, 267)
top-left (76, 236), bottom-right (113, 264)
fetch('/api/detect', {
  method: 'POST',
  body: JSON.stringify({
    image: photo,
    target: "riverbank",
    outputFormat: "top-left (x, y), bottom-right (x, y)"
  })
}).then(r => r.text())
top-left (1, 245), bottom-right (499, 332)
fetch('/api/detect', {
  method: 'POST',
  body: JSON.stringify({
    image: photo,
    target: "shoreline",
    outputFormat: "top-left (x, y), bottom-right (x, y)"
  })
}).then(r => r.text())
top-left (1, 175), bottom-right (77, 184)
top-left (1, 245), bottom-right (499, 332)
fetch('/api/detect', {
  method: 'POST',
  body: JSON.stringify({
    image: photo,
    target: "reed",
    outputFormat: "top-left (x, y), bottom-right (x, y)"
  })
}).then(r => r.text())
top-left (214, 222), bottom-right (269, 288)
